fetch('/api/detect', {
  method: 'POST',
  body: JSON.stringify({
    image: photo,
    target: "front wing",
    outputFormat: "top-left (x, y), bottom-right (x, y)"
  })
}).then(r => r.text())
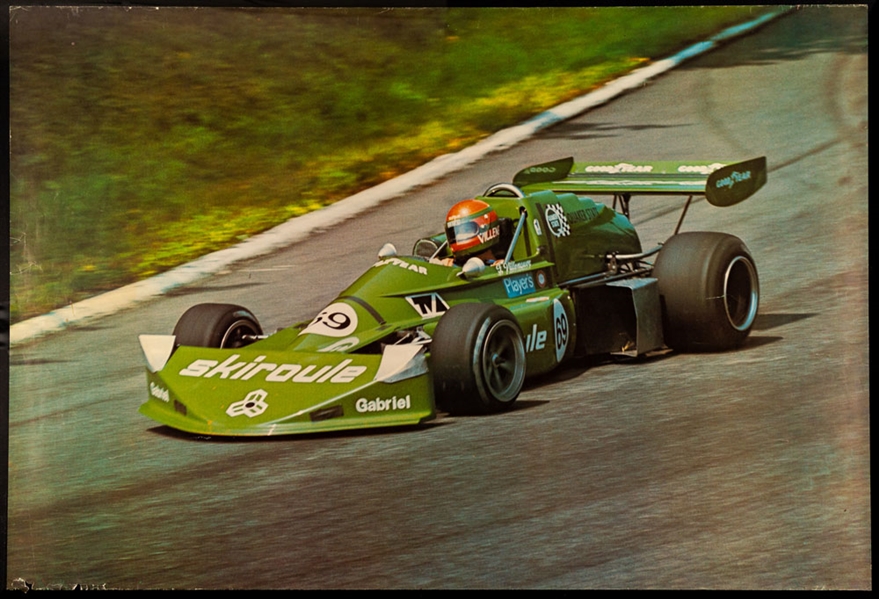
top-left (138, 337), bottom-right (435, 436)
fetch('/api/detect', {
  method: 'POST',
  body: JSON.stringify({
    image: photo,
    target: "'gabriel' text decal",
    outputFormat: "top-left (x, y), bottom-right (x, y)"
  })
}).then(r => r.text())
top-left (355, 395), bottom-right (411, 413)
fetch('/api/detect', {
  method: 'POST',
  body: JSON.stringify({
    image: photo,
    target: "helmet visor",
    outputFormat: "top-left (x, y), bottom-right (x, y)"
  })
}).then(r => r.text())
top-left (447, 220), bottom-right (480, 245)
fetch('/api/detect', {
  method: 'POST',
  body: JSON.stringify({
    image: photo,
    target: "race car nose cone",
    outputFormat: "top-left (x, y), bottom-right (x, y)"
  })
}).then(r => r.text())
top-left (139, 334), bottom-right (177, 372)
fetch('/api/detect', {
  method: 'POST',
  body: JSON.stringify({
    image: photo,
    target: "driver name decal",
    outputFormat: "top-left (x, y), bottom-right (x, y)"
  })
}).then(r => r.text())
top-left (495, 259), bottom-right (532, 275)
top-left (477, 226), bottom-right (500, 245)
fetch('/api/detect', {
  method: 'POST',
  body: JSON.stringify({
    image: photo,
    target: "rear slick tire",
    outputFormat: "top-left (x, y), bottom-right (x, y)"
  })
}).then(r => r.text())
top-left (431, 303), bottom-right (526, 415)
top-left (653, 232), bottom-right (759, 352)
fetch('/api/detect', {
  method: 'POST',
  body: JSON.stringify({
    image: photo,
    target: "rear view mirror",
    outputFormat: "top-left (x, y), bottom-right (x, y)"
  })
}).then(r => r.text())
top-left (378, 243), bottom-right (398, 259)
top-left (458, 257), bottom-right (486, 279)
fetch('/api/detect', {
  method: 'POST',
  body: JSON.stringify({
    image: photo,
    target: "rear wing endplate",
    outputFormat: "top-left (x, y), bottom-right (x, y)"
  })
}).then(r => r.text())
top-left (513, 156), bottom-right (767, 207)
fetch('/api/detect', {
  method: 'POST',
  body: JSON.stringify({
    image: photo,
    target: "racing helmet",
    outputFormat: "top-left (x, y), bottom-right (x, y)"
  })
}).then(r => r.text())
top-left (445, 199), bottom-right (501, 259)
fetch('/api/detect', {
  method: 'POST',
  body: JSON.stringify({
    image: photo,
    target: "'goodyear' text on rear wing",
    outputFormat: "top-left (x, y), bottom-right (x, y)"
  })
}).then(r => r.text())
top-left (513, 156), bottom-right (767, 207)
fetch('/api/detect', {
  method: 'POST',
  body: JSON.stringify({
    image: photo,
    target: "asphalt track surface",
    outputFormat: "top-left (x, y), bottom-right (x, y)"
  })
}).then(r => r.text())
top-left (7, 7), bottom-right (869, 590)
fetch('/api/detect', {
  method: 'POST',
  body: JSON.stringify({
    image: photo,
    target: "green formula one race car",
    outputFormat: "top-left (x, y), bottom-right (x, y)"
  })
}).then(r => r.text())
top-left (138, 155), bottom-right (767, 436)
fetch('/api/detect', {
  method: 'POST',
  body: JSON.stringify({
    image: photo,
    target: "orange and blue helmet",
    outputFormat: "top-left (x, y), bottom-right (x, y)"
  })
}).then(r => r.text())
top-left (445, 199), bottom-right (501, 259)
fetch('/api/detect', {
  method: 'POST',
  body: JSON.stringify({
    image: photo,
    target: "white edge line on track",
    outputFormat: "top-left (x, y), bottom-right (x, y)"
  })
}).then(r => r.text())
top-left (10, 8), bottom-right (791, 346)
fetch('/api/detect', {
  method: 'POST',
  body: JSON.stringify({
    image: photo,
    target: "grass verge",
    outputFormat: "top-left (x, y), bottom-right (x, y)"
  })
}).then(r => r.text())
top-left (10, 6), bottom-right (774, 322)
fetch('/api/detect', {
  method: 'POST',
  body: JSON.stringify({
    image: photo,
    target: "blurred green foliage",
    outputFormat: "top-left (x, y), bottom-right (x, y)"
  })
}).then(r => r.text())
top-left (10, 6), bottom-right (771, 321)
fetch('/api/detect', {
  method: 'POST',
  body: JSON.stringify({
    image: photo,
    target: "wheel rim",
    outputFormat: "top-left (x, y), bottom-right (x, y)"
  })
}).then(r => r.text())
top-left (478, 320), bottom-right (525, 403)
top-left (724, 256), bottom-right (759, 331)
top-left (220, 319), bottom-right (260, 348)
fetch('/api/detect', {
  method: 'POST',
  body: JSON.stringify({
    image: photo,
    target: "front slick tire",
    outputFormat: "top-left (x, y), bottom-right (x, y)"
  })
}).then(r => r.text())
top-left (431, 303), bottom-right (526, 415)
top-left (172, 303), bottom-right (263, 349)
top-left (653, 232), bottom-right (759, 352)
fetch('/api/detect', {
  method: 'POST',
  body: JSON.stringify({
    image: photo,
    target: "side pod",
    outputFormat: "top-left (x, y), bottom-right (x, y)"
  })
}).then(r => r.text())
top-left (573, 278), bottom-right (664, 357)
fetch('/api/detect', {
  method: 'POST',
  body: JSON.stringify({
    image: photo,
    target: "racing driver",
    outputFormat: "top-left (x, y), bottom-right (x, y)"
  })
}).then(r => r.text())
top-left (437, 199), bottom-right (506, 267)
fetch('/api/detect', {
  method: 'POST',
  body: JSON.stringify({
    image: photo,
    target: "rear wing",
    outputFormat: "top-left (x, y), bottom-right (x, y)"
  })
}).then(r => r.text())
top-left (513, 156), bottom-right (767, 207)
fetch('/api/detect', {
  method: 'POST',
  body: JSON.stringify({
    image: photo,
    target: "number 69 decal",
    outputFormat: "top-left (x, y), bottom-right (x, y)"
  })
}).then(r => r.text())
top-left (553, 299), bottom-right (569, 362)
top-left (300, 302), bottom-right (358, 337)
